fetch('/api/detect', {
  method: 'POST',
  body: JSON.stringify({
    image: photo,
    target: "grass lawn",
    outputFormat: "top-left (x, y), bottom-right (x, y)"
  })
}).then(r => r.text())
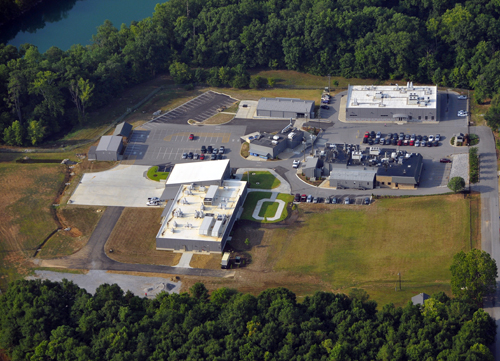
top-left (243, 171), bottom-right (281, 189)
top-left (241, 192), bottom-right (272, 220)
top-left (202, 113), bottom-right (235, 124)
top-left (105, 208), bottom-right (181, 266)
top-left (147, 166), bottom-right (170, 181)
top-left (258, 201), bottom-right (279, 218)
top-left (265, 194), bottom-right (474, 307)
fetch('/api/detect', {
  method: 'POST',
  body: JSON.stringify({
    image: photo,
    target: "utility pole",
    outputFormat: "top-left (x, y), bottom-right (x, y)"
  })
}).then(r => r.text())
top-left (328, 74), bottom-right (331, 92)
top-left (398, 272), bottom-right (401, 290)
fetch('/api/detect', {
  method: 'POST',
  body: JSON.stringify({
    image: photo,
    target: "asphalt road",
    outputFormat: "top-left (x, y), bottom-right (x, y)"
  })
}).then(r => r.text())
top-left (473, 126), bottom-right (500, 360)
top-left (38, 207), bottom-right (231, 278)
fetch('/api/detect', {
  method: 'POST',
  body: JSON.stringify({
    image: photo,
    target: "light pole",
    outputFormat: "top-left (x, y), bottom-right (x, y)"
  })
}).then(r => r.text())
top-left (328, 74), bottom-right (331, 92)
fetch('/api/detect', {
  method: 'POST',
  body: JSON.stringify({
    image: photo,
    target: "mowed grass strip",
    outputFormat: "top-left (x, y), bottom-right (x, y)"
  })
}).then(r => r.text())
top-left (266, 194), bottom-right (471, 306)
top-left (105, 208), bottom-right (181, 266)
top-left (243, 171), bottom-right (281, 189)
top-left (259, 202), bottom-right (279, 218)
top-left (147, 166), bottom-right (170, 181)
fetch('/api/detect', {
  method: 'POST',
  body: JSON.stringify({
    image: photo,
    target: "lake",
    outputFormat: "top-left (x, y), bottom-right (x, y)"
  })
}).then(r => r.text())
top-left (0, 0), bottom-right (164, 53)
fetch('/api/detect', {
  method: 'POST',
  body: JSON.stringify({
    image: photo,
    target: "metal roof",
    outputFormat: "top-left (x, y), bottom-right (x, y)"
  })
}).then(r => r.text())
top-left (330, 168), bottom-right (377, 182)
top-left (411, 293), bottom-right (430, 305)
top-left (166, 159), bottom-right (229, 185)
top-left (87, 146), bottom-right (97, 161)
top-left (376, 154), bottom-right (423, 184)
top-left (96, 136), bottom-right (122, 152)
top-left (257, 97), bottom-right (315, 113)
top-left (113, 122), bottom-right (132, 137)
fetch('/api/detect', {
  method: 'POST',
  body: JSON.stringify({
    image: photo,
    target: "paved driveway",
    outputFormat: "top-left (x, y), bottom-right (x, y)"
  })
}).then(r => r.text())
top-left (70, 164), bottom-right (164, 207)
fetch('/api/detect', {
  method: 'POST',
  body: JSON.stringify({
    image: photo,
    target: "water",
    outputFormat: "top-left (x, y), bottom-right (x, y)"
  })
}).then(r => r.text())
top-left (0, 0), bottom-right (163, 53)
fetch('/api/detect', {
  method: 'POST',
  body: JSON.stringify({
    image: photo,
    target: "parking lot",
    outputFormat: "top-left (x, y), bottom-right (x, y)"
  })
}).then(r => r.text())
top-left (145, 91), bottom-right (238, 125)
top-left (123, 123), bottom-right (247, 166)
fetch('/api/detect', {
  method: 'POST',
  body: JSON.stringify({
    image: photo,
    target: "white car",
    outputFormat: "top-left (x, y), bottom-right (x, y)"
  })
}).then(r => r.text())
top-left (458, 111), bottom-right (467, 117)
top-left (344, 198), bottom-right (350, 205)
top-left (148, 197), bottom-right (160, 201)
top-left (415, 140), bottom-right (420, 147)
top-left (457, 95), bottom-right (467, 100)
top-left (435, 134), bottom-right (441, 141)
top-left (292, 160), bottom-right (300, 168)
top-left (429, 135), bottom-right (434, 142)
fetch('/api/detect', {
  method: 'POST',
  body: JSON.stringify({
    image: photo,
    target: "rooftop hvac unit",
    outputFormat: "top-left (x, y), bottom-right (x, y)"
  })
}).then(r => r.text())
top-left (173, 221), bottom-right (178, 228)
top-left (288, 132), bottom-right (295, 140)
top-left (273, 135), bottom-right (280, 140)
top-left (272, 140), bottom-right (278, 145)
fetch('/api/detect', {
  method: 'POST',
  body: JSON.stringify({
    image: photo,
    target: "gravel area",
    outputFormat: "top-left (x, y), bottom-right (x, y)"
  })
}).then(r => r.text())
top-left (27, 270), bottom-right (181, 297)
top-left (449, 153), bottom-right (469, 185)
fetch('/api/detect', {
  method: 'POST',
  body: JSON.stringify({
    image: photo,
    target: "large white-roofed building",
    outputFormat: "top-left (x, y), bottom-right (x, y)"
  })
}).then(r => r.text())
top-left (342, 83), bottom-right (438, 123)
top-left (166, 159), bottom-right (231, 187)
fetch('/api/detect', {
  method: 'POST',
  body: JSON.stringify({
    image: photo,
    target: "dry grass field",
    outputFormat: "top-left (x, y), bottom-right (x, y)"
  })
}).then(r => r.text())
top-left (190, 253), bottom-right (222, 269)
top-left (105, 208), bottom-right (181, 266)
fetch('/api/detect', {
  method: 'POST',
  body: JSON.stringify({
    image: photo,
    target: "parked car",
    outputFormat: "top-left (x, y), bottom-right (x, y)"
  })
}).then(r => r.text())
top-left (457, 95), bottom-right (467, 100)
top-left (193, 153), bottom-right (199, 160)
top-left (188, 152), bottom-right (194, 159)
top-left (426, 141), bottom-right (432, 147)
top-left (435, 134), bottom-right (441, 141)
top-left (364, 197), bottom-right (370, 205)
top-left (324, 197), bottom-right (330, 204)
top-left (409, 140), bottom-right (414, 146)
top-left (313, 197), bottom-right (318, 204)
top-left (201, 145), bottom-right (207, 154)
top-left (364, 131), bottom-right (370, 138)
top-left (423, 135), bottom-right (428, 141)
top-left (148, 197), bottom-right (160, 201)
top-left (212, 148), bottom-right (218, 154)
top-left (416, 135), bottom-right (422, 141)
top-left (392, 133), bottom-right (398, 140)
top-left (421, 140), bottom-right (427, 147)
top-left (429, 135), bottom-right (434, 142)
top-left (210, 154), bottom-right (216, 160)
top-left (363, 137), bottom-right (368, 144)
top-left (368, 139), bottom-right (374, 145)
top-left (293, 160), bottom-right (300, 168)
top-left (300, 194), bottom-right (307, 202)
top-left (207, 145), bottom-right (213, 153)
top-left (199, 154), bottom-right (205, 160)
top-left (399, 132), bottom-right (404, 140)
top-left (370, 131), bottom-right (376, 138)
top-left (397, 140), bottom-right (402, 146)
top-left (182, 152), bottom-right (188, 159)
top-left (331, 196), bottom-right (338, 204)
top-left (306, 195), bottom-right (313, 203)
top-left (405, 134), bottom-right (410, 140)
top-left (294, 193), bottom-right (301, 202)
top-left (376, 131), bottom-right (382, 139)
top-left (415, 140), bottom-right (420, 147)
top-left (391, 138), bottom-right (397, 145)
top-left (189, 133), bottom-right (194, 140)
top-left (219, 146), bottom-right (225, 154)
top-left (410, 134), bottom-right (416, 141)
top-left (217, 154), bottom-right (223, 159)
top-left (321, 105), bottom-right (329, 109)
top-left (440, 158), bottom-right (452, 163)
top-left (458, 110), bottom-right (467, 117)
top-left (344, 197), bottom-right (350, 205)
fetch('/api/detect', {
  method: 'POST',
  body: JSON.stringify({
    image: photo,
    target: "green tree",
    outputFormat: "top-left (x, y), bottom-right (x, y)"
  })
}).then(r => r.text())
top-left (450, 249), bottom-right (498, 305)
top-left (448, 176), bottom-right (465, 193)
top-left (169, 61), bottom-right (192, 84)
top-left (26, 119), bottom-right (45, 145)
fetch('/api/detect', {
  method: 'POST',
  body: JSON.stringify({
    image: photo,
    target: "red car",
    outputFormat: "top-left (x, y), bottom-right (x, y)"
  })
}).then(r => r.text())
top-left (409, 140), bottom-right (414, 146)
top-left (364, 132), bottom-right (369, 138)
top-left (189, 134), bottom-right (194, 140)
top-left (440, 158), bottom-right (452, 163)
top-left (397, 140), bottom-right (402, 146)
top-left (199, 154), bottom-right (205, 160)
top-left (300, 194), bottom-right (307, 202)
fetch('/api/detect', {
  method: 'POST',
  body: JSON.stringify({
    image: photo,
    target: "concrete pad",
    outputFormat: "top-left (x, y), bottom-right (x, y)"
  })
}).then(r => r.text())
top-left (27, 270), bottom-right (181, 297)
top-left (174, 253), bottom-right (193, 268)
top-left (235, 101), bottom-right (258, 119)
top-left (70, 164), bottom-right (165, 207)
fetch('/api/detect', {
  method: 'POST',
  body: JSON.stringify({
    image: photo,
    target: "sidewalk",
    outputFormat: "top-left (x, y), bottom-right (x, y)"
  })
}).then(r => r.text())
top-left (251, 192), bottom-right (286, 221)
top-left (235, 168), bottom-right (291, 194)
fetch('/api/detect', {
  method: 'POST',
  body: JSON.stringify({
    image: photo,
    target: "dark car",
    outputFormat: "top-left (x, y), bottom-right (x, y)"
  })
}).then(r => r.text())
top-left (426, 141), bottom-right (432, 147)
top-left (433, 140), bottom-right (439, 147)
top-left (405, 134), bottom-right (410, 140)
top-left (440, 158), bottom-right (452, 163)
top-left (294, 193), bottom-right (301, 202)
top-left (362, 137), bottom-right (368, 144)
top-left (201, 145), bottom-right (207, 154)
top-left (331, 196), bottom-right (337, 204)
top-left (393, 133), bottom-right (398, 140)
top-left (417, 135), bottom-right (422, 141)
top-left (370, 131), bottom-right (376, 138)
top-left (368, 139), bottom-right (374, 145)
top-left (300, 194), bottom-right (307, 202)
top-left (423, 135), bottom-right (428, 142)
top-left (188, 152), bottom-right (194, 159)
top-left (210, 153), bottom-right (216, 160)
top-left (364, 197), bottom-right (370, 205)
top-left (321, 105), bottom-right (329, 109)
top-left (217, 153), bottom-right (223, 159)
top-left (391, 138), bottom-right (397, 145)
top-left (207, 145), bottom-right (213, 153)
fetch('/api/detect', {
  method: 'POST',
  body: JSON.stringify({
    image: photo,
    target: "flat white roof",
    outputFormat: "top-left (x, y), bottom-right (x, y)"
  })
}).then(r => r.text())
top-left (166, 159), bottom-right (229, 185)
top-left (346, 84), bottom-right (437, 110)
top-left (157, 180), bottom-right (246, 242)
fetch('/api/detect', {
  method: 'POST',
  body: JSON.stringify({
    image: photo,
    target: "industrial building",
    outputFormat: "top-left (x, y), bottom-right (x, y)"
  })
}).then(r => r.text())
top-left (166, 159), bottom-right (231, 187)
top-left (248, 129), bottom-right (304, 159)
top-left (113, 122), bottom-right (133, 138)
top-left (256, 97), bottom-right (315, 119)
top-left (375, 153), bottom-right (423, 189)
top-left (329, 168), bottom-right (377, 189)
top-left (91, 135), bottom-right (124, 161)
top-left (156, 180), bottom-right (247, 253)
top-left (341, 83), bottom-right (438, 123)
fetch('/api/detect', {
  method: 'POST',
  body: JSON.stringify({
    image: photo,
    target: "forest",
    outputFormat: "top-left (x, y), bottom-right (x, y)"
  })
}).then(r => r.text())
top-left (0, 279), bottom-right (496, 361)
top-left (2, 0), bottom-right (500, 145)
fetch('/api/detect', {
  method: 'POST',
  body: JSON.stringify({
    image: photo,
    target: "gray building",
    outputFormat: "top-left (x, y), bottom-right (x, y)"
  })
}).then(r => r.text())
top-left (249, 131), bottom-right (304, 159)
top-left (95, 135), bottom-right (123, 161)
top-left (344, 84), bottom-right (438, 122)
top-left (302, 157), bottom-right (322, 179)
top-left (113, 122), bottom-right (133, 138)
top-left (329, 168), bottom-right (377, 189)
top-left (87, 146), bottom-right (97, 161)
top-left (156, 180), bottom-right (248, 253)
top-left (412, 293), bottom-right (430, 306)
top-left (256, 98), bottom-right (315, 119)
top-left (376, 154), bottom-right (423, 189)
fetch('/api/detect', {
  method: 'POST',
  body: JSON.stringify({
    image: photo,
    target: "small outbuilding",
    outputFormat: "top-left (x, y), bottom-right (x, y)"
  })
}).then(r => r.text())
top-left (411, 293), bottom-right (430, 305)
top-left (329, 168), bottom-right (376, 189)
top-left (95, 135), bottom-right (123, 161)
top-left (113, 122), bottom-right (133, 138)
top-left (256, 98), bottom-right (315, 119)
top-left (248, 131), bottom-right (304, 159)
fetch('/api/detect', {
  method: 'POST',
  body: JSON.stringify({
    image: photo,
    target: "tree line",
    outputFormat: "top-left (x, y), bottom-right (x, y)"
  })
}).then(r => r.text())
top-left (0, 279), bottom-right (496, 361)
top-left (3, 0), bottom-right (500, 145)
